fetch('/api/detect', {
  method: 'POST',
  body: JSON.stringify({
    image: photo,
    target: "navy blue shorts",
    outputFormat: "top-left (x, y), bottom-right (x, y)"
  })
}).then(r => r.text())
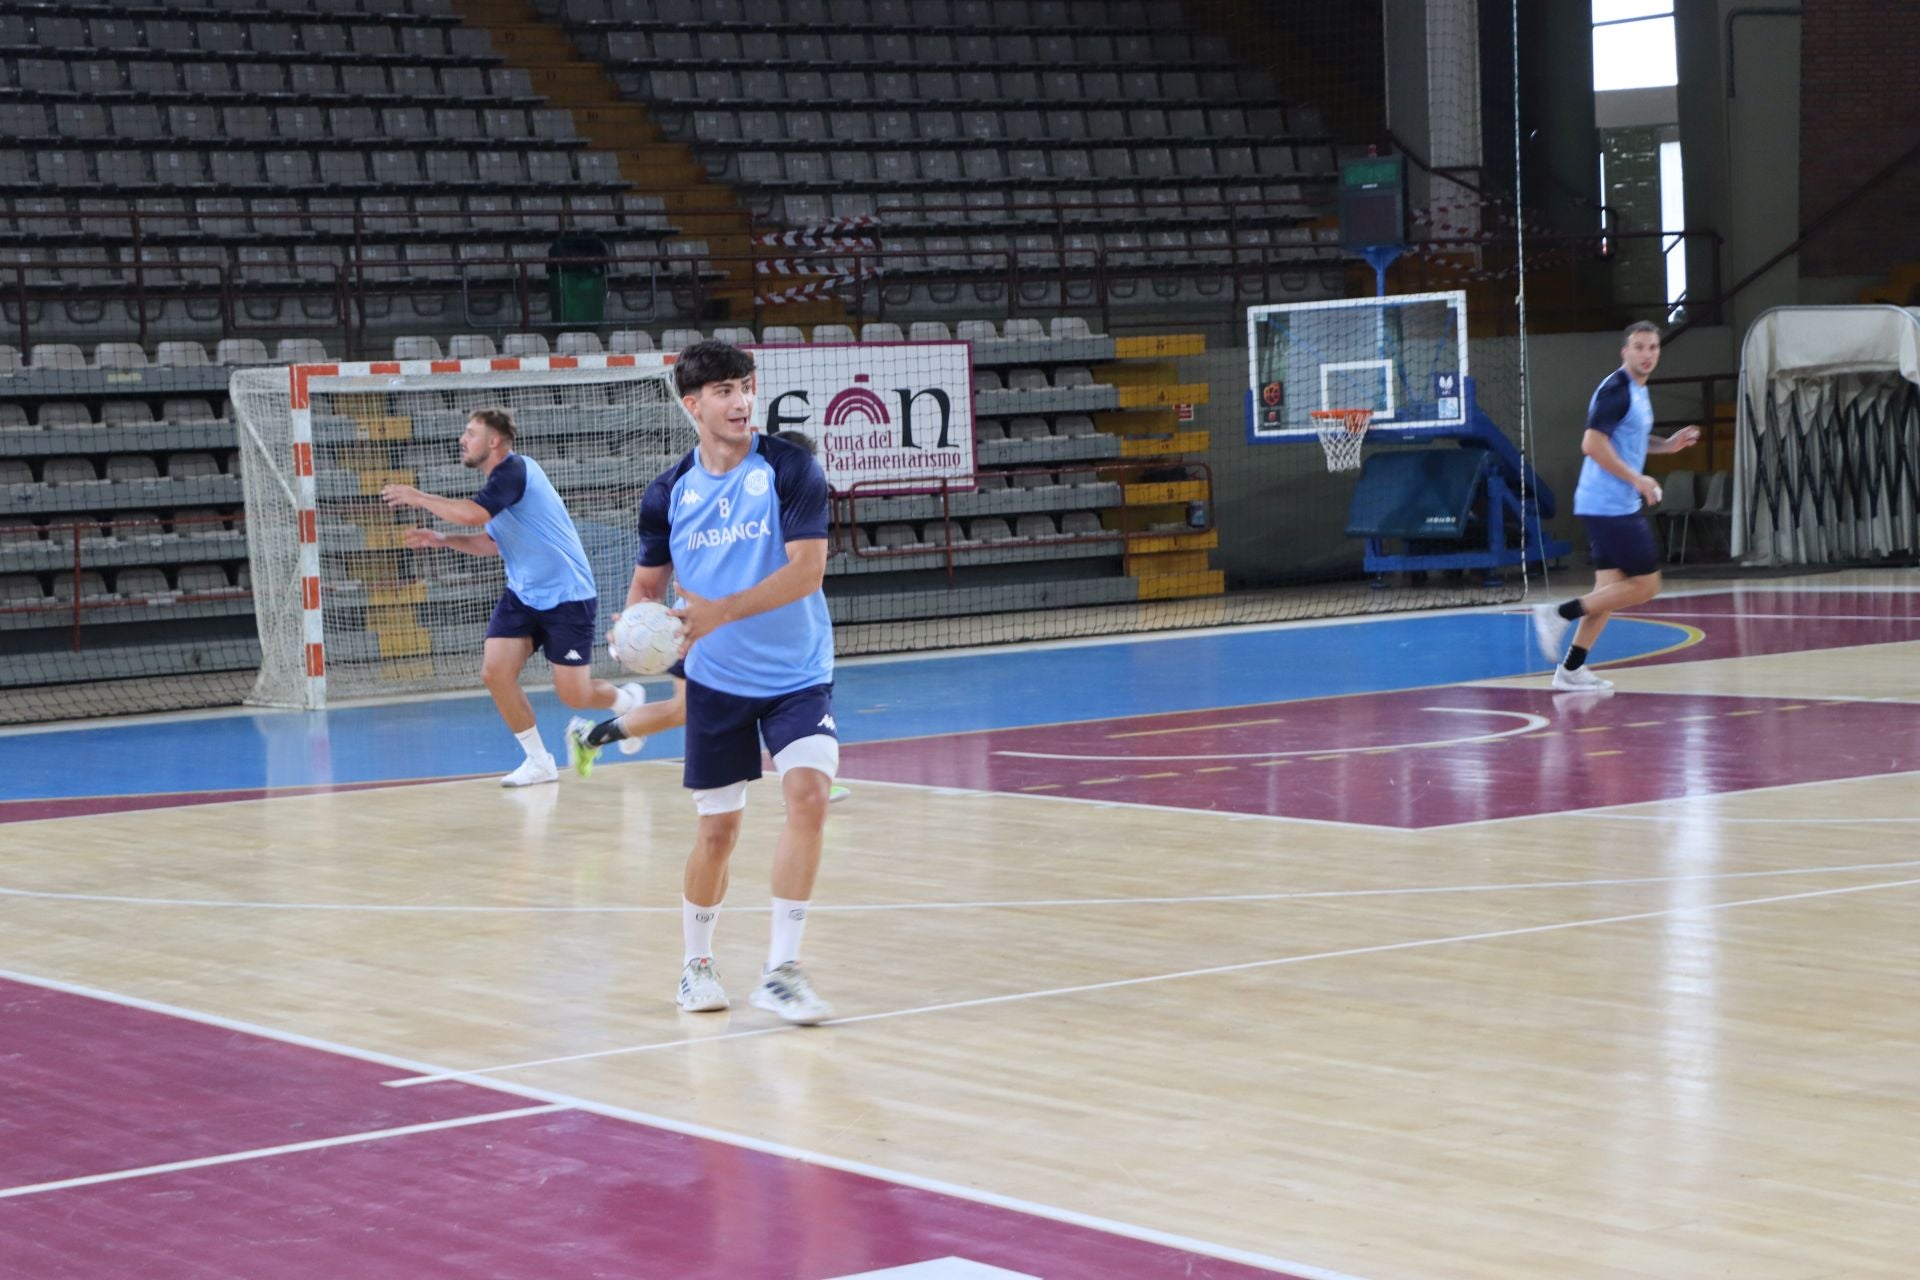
top-left (1580, 513), bottom-right (1660, 578)
top-left (682, 678), bottom-right (836, 790)
top-left (485, 590), bottom-right (597, 666)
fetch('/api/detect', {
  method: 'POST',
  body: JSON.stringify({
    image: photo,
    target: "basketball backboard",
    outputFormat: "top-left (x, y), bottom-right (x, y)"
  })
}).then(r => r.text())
top-left (1246, 291), bottom-right (1470, 442)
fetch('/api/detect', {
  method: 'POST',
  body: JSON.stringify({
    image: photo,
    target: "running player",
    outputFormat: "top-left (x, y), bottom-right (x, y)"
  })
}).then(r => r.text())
top-left (627, 343), bottom-right (839, 1024)
top-left (381, 407), bottom-right (645, 785)
top-left (1531, 322), bottom-right (1701, 689)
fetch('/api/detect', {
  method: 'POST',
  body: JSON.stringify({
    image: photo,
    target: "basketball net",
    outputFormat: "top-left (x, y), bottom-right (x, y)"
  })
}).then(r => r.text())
top-left (1310, 409), bottom-right (1373, 472)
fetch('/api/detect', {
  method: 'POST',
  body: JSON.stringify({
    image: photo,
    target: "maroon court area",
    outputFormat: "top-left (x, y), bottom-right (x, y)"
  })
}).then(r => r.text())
top-left (840, 588), bottom-right (1920, 827)
top-left (840, 687), bottom-right (1920, 827)
top-left (3, 980), bottom-right (1303, 1280)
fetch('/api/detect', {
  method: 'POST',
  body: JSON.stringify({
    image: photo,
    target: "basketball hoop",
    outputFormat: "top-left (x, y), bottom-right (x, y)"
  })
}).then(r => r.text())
top-left (1309, 409), bottom-right (1374, 472)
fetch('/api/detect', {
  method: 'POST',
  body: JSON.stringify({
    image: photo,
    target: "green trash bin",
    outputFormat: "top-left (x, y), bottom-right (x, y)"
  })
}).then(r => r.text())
top-left (546, 234), bottom-right (609, 325)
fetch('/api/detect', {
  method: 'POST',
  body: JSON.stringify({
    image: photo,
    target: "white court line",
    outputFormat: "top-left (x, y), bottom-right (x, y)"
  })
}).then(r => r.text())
top-left (0, 1104), bottom-right (567, 1200)
top-left (385, 874), bottom-right (1920, 1088)
top-left (993, 707), bottom-right (1546, 763)
top-left (0, 969), bottom-right (1351, 1280)
top-left (1576, 815), bottom-right (1920, 825)
top-left (1630, 612), bottom-right (1920, 621)
top-left (1432, 765), bottom-right (1920, 830)
top-left (7, 856), bottom-right (1920, 916)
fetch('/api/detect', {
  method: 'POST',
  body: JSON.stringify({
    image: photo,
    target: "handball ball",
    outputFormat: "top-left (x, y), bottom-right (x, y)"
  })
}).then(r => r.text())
top-left (609, 601), bottom-right (683, 675)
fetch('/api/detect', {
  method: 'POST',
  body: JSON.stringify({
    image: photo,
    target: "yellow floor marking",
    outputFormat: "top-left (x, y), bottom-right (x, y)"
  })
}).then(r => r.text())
top-left (1137, 771), bottom-right (1181, 780)
top-left (1587, 750), bottom-right (1625, 757)
top-left (1020, 783), bottom-right (1061, 792)
top-left (1624, 720), bottom-right (1663, 727)
top-left (1195, 766), bottom-right (1236, 774)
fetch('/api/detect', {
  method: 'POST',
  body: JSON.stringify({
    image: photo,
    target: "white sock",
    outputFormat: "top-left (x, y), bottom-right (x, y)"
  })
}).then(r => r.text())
top-left (683, 898), bottom-right (720, 963)
top-left (767, 897), bottom-right (810, 971)
top-left (514, 727), bottom-right (548, 762)
top-left (612, 682), bottom-right (646, 716)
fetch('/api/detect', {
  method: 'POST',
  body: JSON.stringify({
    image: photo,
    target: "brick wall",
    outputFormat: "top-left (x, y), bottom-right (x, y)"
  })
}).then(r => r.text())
top-left (1800, 0), bottom-right (1920, 275)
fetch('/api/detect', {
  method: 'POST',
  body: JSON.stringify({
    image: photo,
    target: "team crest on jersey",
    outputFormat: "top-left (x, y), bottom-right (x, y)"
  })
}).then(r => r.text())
top-left (745, 469), bottom-right (769, 497)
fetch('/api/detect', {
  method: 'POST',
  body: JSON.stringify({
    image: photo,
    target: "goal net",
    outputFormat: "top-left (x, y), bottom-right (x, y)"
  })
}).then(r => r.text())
top-left (231, 355), bottom-right (688, 709)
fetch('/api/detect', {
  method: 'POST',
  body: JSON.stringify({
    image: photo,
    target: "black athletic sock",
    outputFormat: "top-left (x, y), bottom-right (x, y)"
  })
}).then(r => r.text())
top-left (584, 718), bottom-right (629, 748)
top-left (1564, 645), bottom-right (1590, 671)
top-left (1556, 599), bottom-right (1585, 621)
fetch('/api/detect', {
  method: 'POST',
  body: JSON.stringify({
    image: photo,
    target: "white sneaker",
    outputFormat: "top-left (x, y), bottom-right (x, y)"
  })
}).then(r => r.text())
top-left (751, 961), bottom-right (833, 1025)
top-left (1551, 665), bottom-right (1614, 692)
top-left (677, 957), bottom-right (729, 1012)
top-left (1530, 603), bottom-right (1572, 665)
top-left (500, 755), bottom-right (558, 787)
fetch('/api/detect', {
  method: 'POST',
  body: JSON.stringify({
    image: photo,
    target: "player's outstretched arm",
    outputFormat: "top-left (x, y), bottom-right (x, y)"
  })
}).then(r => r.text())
top-left (380, 483), bottom-right (491, 527)
top-left (675, 539), bottom-right (827, 645)
top-left (402, 528), bottom-right (499, 557)
top-left (1648, 424), bottom-right (1703, 454)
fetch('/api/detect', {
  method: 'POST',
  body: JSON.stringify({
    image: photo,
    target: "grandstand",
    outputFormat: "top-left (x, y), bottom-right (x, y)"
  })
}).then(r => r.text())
top-left (1, 1), bottom-right (1911, 722)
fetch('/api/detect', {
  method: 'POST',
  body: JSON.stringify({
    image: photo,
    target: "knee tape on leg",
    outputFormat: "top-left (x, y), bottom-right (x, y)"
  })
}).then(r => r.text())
top-left (774, 734), bottom-right (840, 780)
top-left (690, 781), bottom-right (748, 816)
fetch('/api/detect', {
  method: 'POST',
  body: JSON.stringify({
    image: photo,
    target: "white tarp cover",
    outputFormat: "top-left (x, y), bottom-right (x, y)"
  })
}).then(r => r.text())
top-left (1735, 305), bottom-right (1920, 561)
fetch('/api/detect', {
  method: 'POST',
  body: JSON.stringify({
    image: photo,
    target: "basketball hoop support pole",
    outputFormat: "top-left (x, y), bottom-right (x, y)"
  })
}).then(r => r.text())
top-left (1361, 245), bottom-right (1403, 297)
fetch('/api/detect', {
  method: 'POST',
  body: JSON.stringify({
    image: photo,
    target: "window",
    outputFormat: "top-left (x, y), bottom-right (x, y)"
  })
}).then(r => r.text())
top-left (1592, 0), bottom-right (1676, 92)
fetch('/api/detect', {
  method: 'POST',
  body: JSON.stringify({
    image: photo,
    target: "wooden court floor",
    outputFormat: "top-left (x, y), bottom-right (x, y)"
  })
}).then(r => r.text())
top-left (3, 572), bottom-right (1918, 1279)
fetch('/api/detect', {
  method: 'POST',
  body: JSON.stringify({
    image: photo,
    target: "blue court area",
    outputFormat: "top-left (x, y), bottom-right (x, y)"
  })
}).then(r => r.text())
top-left (0, 611), bottom-right (1688, 802)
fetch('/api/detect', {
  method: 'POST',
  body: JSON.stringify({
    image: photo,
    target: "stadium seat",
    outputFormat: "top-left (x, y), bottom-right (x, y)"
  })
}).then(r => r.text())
top-left (0, 405), bottom-right (31, 432)
top-left (106, 456), bottom-right (161, 484)
top-left (101, 403), bottom-right (154, 428)
top-left (502, 334), bottom-right (550, 358)
top-left (1015, 514), bottom-right (1059, 539)
top-left (276, 339), bottom-right (330, 364)
top-left (177, 564), bottom-right (232, 594)
top-left (448, 335), bottom-right (498, 359)
top-left (156, 342), bottom-right (210, 368)
top-left (216, 339), bottom-right (274, 366)
top-left (168, 453), bottom-right (222, 480)
top-left (162, 400), bottom-right (216, 424)
top-left (811, 324), bottom-right (857, 344)
top-left (38, 404), bottom-right (94, 429)
top-left (556, 332), bottom-right (604, 355)
top-left (760, 327), bottom-right (805, 343)
top-left (93, 343), bottom-right (148, 370)
top-left (0, 571), bottom-right (49, 603)
top-left (116, 568), bottom-right (172, 599)
top-left (608, 331), bottom-right (657, 353)
top-left (394, 336), bottom-right (444, 360)
top-left (31, 345), bottom-right (87, 371)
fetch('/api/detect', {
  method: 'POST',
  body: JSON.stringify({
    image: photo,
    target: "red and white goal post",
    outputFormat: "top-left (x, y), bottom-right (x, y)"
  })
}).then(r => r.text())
top-left (231, 353), bottom-right (687, 709)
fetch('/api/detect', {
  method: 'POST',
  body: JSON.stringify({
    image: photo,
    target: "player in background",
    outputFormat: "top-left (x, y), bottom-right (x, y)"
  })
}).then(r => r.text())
top-left (1531, 322), bottom-right (1701, 689)
top-left (381, 407), bottom-right (645, 786)
top-left (627, 343), bottom-right (840, 1024)
top-left (565, 430), bottom-right (849, 802)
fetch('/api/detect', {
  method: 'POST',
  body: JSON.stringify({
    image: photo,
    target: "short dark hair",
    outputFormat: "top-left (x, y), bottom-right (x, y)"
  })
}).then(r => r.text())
top-left (772, 429), bottom-right (817, 456)
top-left (1622, 320), bottom-right (1661, 344)
top-left (468, 406), bottom-right (516, 443)
top-left (674, 339), bottom-right (755, 397)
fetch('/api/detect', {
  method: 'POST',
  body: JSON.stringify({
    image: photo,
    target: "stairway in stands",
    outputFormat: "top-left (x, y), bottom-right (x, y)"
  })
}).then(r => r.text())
top-left (450, 0), bottom-right (849, 330)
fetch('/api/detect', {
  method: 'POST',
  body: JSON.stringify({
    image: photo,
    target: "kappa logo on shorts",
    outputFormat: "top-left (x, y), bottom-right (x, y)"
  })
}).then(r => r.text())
top-left (817, 713), bottom-right (836, 731)
top-left (564, 649), bottom-right (582, 660)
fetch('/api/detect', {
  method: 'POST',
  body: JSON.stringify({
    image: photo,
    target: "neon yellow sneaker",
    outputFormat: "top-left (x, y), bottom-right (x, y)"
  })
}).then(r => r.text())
top-left (564, 716), bottom-right (600, 778)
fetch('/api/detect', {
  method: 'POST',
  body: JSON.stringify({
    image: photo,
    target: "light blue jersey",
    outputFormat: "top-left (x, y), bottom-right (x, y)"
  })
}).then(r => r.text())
top-left (1572, 367), bottom-right (1654, 517)
top-left (472, 453), bottom-right (596, 609)
top-left (637, 435), bottom-right (833, 697)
